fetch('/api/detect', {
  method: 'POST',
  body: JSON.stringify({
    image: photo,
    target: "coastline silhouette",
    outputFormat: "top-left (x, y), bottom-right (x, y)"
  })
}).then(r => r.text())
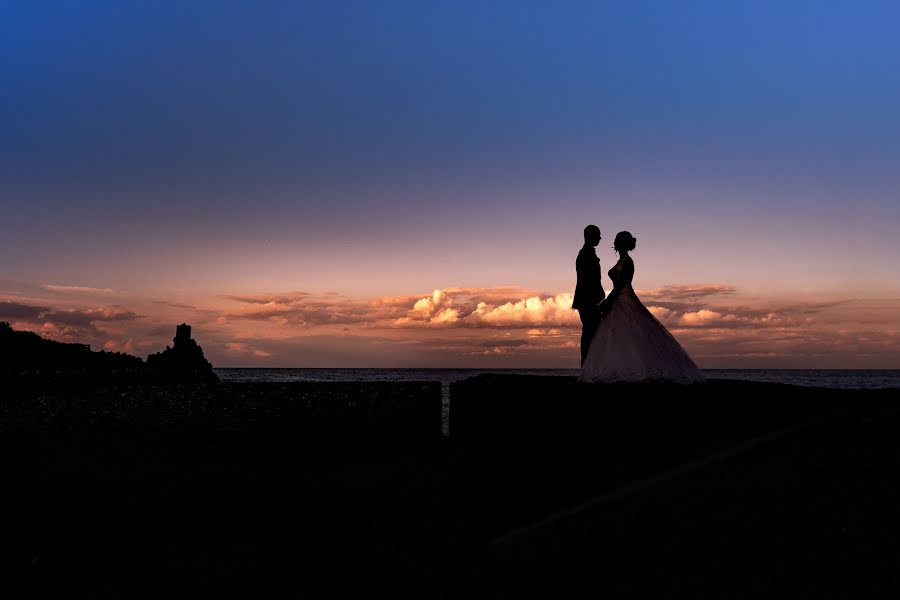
top-left (0, 321), bottom-right (142, 370)
top-left (1, 321), bottom-right (216, 381)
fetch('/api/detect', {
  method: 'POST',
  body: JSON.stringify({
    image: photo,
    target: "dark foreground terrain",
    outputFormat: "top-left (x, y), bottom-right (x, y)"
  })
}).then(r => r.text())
top-left (2, 375), bottom-right (899, 597)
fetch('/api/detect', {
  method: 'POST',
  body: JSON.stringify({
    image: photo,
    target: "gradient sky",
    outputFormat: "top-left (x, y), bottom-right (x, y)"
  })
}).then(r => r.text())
top-left (2, 1), bottom-right (899, 367)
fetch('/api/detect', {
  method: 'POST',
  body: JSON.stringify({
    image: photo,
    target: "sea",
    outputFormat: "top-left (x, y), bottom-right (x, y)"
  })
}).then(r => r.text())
top-left (216, 368), bottom-right (900, 435)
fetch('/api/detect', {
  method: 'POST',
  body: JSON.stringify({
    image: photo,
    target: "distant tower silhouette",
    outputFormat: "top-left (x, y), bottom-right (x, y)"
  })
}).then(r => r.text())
top-left (175, 323), bottom-right (192, 344)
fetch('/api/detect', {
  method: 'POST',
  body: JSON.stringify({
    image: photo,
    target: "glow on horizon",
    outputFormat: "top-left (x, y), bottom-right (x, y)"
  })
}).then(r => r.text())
top-left (1, 280), bottom-right (898, 369)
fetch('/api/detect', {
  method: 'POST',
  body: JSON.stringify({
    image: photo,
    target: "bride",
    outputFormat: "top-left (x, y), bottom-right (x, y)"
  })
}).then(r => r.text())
top-left (580, 231), bottom-right (704, 383)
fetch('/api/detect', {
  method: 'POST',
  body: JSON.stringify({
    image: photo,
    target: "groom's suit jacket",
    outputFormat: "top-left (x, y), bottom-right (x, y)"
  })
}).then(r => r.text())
top-left (572, 245), bottom-right (606, 310)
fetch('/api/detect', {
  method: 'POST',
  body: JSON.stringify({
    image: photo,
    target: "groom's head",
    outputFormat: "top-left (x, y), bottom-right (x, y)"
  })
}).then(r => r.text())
top-left (584, 225), bottom-right (601, 247)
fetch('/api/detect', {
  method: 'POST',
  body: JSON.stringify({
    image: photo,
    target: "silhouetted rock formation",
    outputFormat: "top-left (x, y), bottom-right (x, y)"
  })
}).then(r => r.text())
top-left (0, 321), bottom-right (143, 371)
top-left (146, 323), bottom-right (217, 382)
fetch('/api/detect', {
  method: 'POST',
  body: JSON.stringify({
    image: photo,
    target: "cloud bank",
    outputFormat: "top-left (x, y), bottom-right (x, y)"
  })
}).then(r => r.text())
top-left (1, 283), bottom-right (897, 368)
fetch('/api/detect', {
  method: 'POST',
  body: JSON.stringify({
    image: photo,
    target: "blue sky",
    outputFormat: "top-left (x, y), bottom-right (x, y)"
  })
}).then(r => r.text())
top-left (5, 1), bottom-right (900, 189)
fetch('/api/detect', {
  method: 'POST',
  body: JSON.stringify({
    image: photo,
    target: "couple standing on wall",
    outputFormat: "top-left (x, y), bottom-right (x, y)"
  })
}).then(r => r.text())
top-left (573, 224), bottom-right (704, 383)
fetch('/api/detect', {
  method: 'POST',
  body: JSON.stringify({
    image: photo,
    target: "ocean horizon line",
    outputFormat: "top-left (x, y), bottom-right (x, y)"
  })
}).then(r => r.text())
top-left (215, 367), bottom-right (900, 371)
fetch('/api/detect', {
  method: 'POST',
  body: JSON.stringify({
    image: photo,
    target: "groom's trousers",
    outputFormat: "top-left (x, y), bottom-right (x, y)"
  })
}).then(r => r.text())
top-left (578, 305), bottom-right (601, 367)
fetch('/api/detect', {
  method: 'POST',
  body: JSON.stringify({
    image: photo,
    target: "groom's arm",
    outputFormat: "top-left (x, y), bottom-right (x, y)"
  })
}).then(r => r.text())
top-left (594, 259), bottom-right (605, 304)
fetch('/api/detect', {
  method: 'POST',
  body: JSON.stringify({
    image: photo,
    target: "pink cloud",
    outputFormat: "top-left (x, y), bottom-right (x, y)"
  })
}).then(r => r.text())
top-left (637, 284), bottom-right (737, 300)
top-left (1, 299), bottom-right (144, 343)
top-left (42, 284), bottom-right (118, 295)
top-left (225, 342), bottom-right (272, 358)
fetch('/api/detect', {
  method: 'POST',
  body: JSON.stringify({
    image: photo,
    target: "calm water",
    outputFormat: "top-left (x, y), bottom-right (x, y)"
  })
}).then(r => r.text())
top-left (216, 368), bottom-right (900, 435)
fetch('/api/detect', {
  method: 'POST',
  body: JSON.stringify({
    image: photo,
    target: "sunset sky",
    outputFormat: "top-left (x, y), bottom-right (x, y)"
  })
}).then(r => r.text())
top-left (2, 1), bottom-right (899, 368)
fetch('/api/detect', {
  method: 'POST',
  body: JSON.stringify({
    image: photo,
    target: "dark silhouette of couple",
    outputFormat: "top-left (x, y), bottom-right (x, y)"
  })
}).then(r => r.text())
top-left (573, 224), bottom-right (704, 383)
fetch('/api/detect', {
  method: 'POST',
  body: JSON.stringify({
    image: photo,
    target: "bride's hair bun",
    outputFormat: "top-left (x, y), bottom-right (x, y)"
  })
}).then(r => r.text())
top-left (615, 230), bottom-right (637, 252)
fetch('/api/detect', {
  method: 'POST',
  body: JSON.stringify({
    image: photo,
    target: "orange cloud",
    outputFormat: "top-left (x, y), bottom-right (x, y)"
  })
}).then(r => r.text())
top-left (394, 289), bottom-right (460, 325)
top-left (464, 293), bottom-right (578, 327)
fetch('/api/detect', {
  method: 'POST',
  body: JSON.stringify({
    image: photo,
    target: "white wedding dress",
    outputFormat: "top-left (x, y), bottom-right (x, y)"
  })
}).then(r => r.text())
top-left (580, 257), bottom-right (704, 384)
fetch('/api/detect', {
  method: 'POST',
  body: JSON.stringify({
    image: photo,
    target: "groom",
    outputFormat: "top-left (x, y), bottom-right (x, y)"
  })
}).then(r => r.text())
top-left (572, 224), bottom-right (606, 366)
